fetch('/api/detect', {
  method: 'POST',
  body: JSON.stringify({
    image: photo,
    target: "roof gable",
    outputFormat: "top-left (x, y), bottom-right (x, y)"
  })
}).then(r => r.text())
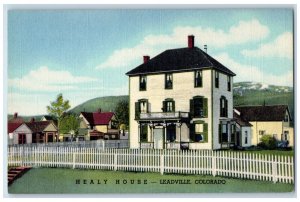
top-left (80, 112), bottom-right (114, 125)
top-left (234, 105), bottom-right (289, 122)
top-left (25, 121), bottom-right (53, 133)
top-left (126, 47), bottom-right (235, 76)
top-left (8, 122), bottom-right (23, 133)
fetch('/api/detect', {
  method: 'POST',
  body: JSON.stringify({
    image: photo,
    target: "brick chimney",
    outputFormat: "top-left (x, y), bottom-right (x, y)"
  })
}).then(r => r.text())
top-left (188, 35), bottom-right (195, 49)
top-left (30, 117), bottom-right (35, 122)
top-left (143, 56), bottom-right (150, 63)
top-left (98, 108), bottom-right (102, 113)
top-left (14, 112), bottom-right (18, 118)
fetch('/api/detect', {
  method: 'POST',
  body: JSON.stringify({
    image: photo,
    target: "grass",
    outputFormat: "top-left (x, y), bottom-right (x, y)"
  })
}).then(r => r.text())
top-left (8, 168), bottom-right (294, 194)
top-left (227, 149), bottom-right (294, 157)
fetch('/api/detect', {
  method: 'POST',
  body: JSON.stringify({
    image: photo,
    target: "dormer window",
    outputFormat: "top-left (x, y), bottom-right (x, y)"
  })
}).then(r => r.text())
top-left (195, 70), bottom-right (202, 87)
top-left (165, 73), bottom-right (173, 89)
top-left (284, 114), bottom-right (289, 122)
top-left (139, 75), bottom-right (147, 91)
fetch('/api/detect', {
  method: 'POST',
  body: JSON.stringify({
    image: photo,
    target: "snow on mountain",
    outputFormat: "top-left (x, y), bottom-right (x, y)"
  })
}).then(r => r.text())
top-left (233, 82), bottom-right (292, 95)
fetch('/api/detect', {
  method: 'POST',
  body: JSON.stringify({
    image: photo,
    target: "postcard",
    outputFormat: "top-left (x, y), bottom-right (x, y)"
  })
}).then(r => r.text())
top-left (5, 6), bottom-right (295, 195)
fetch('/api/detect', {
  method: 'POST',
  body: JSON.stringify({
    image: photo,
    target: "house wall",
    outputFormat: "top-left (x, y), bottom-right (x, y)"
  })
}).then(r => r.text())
top-left (283, 127), bottom-right (294, 146)
top-left (250, 121), bottom-right (283, 145)
top-left (129, 68), bottom-right (233, 150)
top-left (95, 125), bottom-right (108, 133)
top-left (212, 70), bottom-right (233, 149)
top-left (13, 124), bottom-right (32, 144)
top-left (240, 127), bottom-right (251, 147)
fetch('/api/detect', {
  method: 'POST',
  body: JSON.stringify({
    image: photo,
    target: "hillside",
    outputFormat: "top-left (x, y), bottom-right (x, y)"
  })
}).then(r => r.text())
top-left (69, 95), bottom-right (129, 115)
top-left (8, 82), bottom-right (294, 121)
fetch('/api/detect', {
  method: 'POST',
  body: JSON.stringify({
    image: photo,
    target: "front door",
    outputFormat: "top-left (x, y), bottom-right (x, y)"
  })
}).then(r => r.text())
top-left (236, 131), bottom-right (240, 146)
top-left (47, 133), bottom-right (53, 143)
top-left (18, 134), bottom-right (26, 144)
top-left (154, 128), bottom-right (164, 149)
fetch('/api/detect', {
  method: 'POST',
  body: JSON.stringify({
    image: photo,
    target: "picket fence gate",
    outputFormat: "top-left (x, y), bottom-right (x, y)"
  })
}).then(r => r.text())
top-left (7, 146), bottom-right (294, 184)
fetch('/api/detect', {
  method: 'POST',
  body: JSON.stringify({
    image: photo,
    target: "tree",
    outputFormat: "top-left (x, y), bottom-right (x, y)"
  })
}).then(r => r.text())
top-left (46, 93), bottom-right (71, 131)
top-left (114, 100), bottom-right (129, 128)
top-left (59, 114), bottom-right (80, 137)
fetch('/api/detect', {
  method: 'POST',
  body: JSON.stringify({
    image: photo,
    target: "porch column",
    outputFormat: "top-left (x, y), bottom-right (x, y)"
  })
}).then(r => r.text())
top-left (163, 122), bottom-right (167, 149)
top-left (149, 122), bottom-right (154, 149)
top-left (138, 123), bottom-right (141, 149)
top-left (176, 122), bottom-right (182, 150)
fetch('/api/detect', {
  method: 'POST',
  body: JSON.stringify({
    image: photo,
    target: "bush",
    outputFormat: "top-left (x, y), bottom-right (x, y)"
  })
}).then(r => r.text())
top-left (258, 135), bottom-right (277, 149)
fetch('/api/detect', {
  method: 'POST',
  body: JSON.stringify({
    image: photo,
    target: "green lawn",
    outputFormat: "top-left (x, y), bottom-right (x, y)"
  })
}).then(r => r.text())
top-left (8, 168), bottom-right (294, 194)
top-left (228, 149), bottom-right (294, 157)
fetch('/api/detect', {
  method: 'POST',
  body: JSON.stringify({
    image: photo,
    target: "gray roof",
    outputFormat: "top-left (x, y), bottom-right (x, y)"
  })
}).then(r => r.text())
top-left (126, 47), bottom-right (236, 76)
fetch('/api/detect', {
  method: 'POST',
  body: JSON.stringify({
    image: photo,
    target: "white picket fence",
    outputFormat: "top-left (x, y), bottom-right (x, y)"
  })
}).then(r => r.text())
top-left (7, 146), bottom-right (294, 184)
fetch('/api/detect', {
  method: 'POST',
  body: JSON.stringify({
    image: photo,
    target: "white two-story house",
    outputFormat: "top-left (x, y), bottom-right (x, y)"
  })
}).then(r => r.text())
top-left (126, 35), bottom-right (236, 150)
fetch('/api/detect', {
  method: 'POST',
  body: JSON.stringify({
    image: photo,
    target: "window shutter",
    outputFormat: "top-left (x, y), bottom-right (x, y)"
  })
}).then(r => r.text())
top-left (203, 123), bottom-right (208, 142)
top-left (220, 98), bottom-right (222, 117)
top-left (162, 101), bottom-right (167, 112)
top-left (225, 99), bottom-right (228, 117)
top-left (172, 100), bottom-right (175, 112)
top-left (190, 99), bottom-right (194, 118)
top-left (135, 102), bottom-right (140, 119)
top-left (190, 123), bottom-right (195, 142)
top-left (218, 124), bottom-right (222, 143)
top-left (146, 100), bottom-right (149, 113)
top-left (203, 98), bottom-right (208, 117)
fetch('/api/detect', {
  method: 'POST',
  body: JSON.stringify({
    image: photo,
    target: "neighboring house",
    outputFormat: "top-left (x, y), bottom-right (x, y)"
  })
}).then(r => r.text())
top-left (10, 123), bottom-right (33, 145)
top-left (79, 110), bottom-right (119, 140)
top-left (234, 105), bottom-right (294, 147)
top-left (233, 109), bottom-right (252, 147)
top-left (8, 122), bottom-right (23, 145)
top-left (25, 119), bottom-right (59, 143)
top-left (8, 113), bottom-right (24, 124)
top-left (40, 115), bottom-right (55, 122)
top-left (126, 35), bottom-right (236, 150)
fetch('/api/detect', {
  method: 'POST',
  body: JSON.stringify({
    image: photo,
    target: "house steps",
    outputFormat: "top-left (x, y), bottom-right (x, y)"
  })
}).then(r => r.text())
top-left (8, 166), bottom-right (31, 186)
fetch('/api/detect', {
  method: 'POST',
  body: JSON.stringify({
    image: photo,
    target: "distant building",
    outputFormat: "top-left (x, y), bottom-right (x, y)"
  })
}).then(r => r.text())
top-left (234, 105), bottom-right (294, 147)
top-left (79, 109), bottom-right (119, 141)
top-left (233, 109), bottom-right (252, 147)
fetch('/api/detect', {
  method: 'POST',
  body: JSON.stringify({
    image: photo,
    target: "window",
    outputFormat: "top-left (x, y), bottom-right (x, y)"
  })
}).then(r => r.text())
top-left (165, 73), bottom-right (173, 89)
top-left (220, 96), bottom-right (228, 117)
top-left (227, 76), bottom-right (231, 91)
top-left (219, 123), bottom-right (228, 143)
top-left (163, 99), bottom-right (175, 112)
top-left (139, 75), bottom-right (147, 91)
top-left (190, 122), bottom-right (208, 142)
top-left (215, 71), bottom-right (219, 88)
top-left (190, 96), bottom-right (208, 118)
top-left (195, 70), bottom-right (202, 87)
top-left (135, 99), bottom-right (148, 119)
top-left (140, 125), bottom-right (148, 142)
top-left (18, 134), bottom-right (26, 144)
top-left (245, 131), bottom-right (248, 144)
top-left (230, 124), bottom-right (236, 143)
top-left (283, 131), bottom-right (289, 141)
top-left (166, 125), bottom-right (176, 142)
top-left (259, 130), bottom-right (266, 136)
top-left (284, 115), bottom-right (289, 122)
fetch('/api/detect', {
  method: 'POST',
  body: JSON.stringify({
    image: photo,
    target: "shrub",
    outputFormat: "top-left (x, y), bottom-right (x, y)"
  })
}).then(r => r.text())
top-left (259, 135), bottom-right (277, 149)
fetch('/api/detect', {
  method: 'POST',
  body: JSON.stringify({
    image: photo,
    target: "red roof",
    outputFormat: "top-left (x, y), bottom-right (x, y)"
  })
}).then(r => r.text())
top-left (81, 112), bottom-right (114, 125)
top-left (8, 122), bottom-right (22, 133)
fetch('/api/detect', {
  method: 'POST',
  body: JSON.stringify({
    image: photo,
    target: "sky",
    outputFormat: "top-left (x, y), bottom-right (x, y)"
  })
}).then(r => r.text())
top-left (7, 8), bottom-right (294, 116)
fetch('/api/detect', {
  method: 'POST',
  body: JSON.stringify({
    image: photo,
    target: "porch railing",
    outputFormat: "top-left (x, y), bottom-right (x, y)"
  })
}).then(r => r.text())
top-left (140, 142), bottom-right (154, 149)
top-left (139, 111), bottom-right (189, 120)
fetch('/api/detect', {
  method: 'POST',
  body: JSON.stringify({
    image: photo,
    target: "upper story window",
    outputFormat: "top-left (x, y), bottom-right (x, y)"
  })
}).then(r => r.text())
top-left (215, 71), bottom-right (219, 88)
top-left (220, 96), bottom-right (228, 117)
top-left (165, 73), bottom-right (173, 89)
top-left (195, 70), bottom-right (203, 87)
top-left (190, 96), bottom-right (208, 118)
top-left (139, 75), bottom-right (147, 91)
top-left (227, 76), bottom-right (231, 91)
top-left (259, 130), bottom-right (266, 136)
top-left (162, 98), bottom-right (175, 112)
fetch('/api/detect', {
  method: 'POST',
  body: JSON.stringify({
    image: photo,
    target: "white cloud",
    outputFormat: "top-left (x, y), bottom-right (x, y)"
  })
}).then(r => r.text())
top-left (241, 32), bottom-right (293, 59)
top-left (96, 19), bottom-right (269, 69)
top-left (9, 66), bottom-right (97, 92)
top-left (215, 53), bottom-right (293, 87)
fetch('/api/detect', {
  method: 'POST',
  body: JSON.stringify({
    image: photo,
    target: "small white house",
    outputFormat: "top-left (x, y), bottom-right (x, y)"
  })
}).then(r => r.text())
top-left (8, 123), bottom-right (32, 145)
top-left (233, 109), bottom-right (252, 147)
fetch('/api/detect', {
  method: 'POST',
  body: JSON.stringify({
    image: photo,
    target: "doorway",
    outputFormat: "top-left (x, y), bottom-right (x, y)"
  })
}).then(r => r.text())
top-left (154, 128), bottom-right (164, 149)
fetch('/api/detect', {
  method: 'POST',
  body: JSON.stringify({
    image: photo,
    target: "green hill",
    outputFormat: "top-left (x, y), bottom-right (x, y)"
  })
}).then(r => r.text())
top-left (69, 95), bottom-right (129, 115)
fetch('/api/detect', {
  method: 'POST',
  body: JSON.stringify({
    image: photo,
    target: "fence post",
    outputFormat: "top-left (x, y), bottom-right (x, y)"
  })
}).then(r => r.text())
top-left (212, 151), bottom-right (216, 177)
top-left (102, 140), bottom-right (105, 150)
top-left (21, 146), bottom-right (24, 167)
top-left (72, 152), bottom-right (76, 169)
top-left (272, 155), bottom-right (277, 183)
top-left (114, 153), bottom-right (118, 171)
top-left (160, 154), bottom-right (164, 175)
